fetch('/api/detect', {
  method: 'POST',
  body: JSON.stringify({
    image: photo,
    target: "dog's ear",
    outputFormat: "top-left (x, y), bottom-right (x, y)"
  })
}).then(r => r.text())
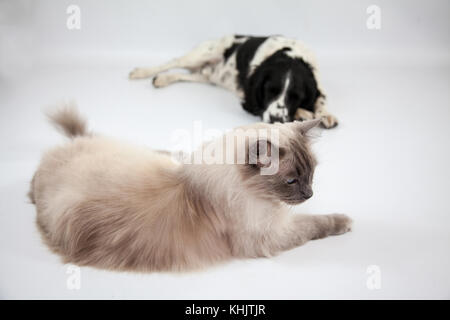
top-left (242, 68), bottom-right (269, 116)
top-left (302, 78), bottom-right (320, 112)
top-left (295, 60), bottom-right (320, 112)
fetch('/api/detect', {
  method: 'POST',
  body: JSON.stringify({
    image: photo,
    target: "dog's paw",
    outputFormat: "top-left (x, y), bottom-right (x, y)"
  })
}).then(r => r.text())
top-left (329, 213), bottom-right (352, 235)
top-left (294, 108), bottom-right (314, 121)
top-left (129, 68), bottom-right (149, 80)
top-left (152, 74), bottom-right (170, 88)
top-left (320, 114), bottom-right (339, 129)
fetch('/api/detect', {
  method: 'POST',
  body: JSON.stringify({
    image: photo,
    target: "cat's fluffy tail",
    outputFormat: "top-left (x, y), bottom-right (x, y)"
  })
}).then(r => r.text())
top-left (47, 103), bottom-right (89, 138)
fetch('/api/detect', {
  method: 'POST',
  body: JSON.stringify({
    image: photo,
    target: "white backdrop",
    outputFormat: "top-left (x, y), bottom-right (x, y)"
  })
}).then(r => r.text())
top-left (2, 0), bottom-right (449, 68)
top-left (0, 0), bottom-right (449, 299)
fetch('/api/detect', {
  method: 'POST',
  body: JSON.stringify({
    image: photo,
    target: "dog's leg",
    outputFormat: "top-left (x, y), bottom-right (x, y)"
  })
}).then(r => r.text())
top-left (314, 95), bottom-right (338, 129)
top-left (129, 59), bottom-right (186, 80)
top-left (129, 37), bottom-right (234, 80)
top-left (152, 72), bottom-right (209, 88)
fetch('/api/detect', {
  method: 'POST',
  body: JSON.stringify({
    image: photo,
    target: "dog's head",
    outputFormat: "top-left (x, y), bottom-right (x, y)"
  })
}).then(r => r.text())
top-left (242, 51), bottom-right (320, 123)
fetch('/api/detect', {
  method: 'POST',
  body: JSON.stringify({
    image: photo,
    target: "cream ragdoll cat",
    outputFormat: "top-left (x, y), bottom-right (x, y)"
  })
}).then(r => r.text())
top-left (29, 106), bottom-right (351, 271)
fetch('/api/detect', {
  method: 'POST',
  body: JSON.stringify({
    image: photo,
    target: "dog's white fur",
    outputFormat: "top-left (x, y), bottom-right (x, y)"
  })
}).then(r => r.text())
top-left (263, 72), bottom-right (291, 122)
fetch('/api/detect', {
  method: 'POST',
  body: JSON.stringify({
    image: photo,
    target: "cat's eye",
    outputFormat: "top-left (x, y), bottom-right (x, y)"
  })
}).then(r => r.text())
top-left (286, 178), bottom-right (297, 184)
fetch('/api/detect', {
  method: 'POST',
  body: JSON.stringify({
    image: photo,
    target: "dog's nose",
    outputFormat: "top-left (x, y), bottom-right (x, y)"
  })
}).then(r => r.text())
top-left (277, 104), bottom-right (284, 109)
top-left (269, 115), bottom-right (285, 123)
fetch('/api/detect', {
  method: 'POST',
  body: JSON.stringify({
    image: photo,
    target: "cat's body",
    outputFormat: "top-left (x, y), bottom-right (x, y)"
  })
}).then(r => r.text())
top-left (29, 107), bottom-right (352, 272)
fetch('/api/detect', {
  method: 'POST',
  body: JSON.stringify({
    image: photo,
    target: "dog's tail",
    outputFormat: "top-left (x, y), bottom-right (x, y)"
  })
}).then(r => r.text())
top-left (47, 103), bottom-right (89, 138)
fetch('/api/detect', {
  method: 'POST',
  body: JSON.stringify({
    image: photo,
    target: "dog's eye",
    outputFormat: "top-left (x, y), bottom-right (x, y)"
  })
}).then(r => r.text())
top-left (286, 178), bottom-right (297, 184)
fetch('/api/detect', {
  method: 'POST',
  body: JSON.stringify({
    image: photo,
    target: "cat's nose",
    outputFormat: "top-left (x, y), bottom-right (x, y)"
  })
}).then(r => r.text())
top-left (303, 190), bottom-right (313, 199)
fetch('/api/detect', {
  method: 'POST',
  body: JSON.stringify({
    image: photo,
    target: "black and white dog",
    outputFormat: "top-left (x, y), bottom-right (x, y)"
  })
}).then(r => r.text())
top-left (129, 35), bottom-right (337, 128)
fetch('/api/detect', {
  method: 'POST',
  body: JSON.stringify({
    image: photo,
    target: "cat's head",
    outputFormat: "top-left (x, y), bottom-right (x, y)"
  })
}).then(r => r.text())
top-left (239, 119), bottom-right (320, 205)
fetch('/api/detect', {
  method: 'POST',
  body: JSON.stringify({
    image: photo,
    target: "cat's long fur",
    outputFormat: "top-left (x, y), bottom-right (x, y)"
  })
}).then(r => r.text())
top-left (29, 106), bottom-right (352, 272)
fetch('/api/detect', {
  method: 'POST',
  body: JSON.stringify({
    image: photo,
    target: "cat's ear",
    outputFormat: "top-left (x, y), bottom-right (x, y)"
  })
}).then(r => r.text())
top-left (247, 138), bottom-right (278, 168)
top-left (291, 119), bottom-right (321, 135)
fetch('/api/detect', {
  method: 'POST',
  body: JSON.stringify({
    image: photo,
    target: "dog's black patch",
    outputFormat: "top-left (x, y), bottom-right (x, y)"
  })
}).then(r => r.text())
top-left (241, 49), bottom-right (321, 121)
top-left (223, 42), bottom-right (240, 62)
top-left (235, 37), bottom-right (268, 88)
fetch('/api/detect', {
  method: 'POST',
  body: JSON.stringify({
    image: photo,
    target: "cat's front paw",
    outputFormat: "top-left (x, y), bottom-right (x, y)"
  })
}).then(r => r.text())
top-left (329, 213), bottom-right (352, 235)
